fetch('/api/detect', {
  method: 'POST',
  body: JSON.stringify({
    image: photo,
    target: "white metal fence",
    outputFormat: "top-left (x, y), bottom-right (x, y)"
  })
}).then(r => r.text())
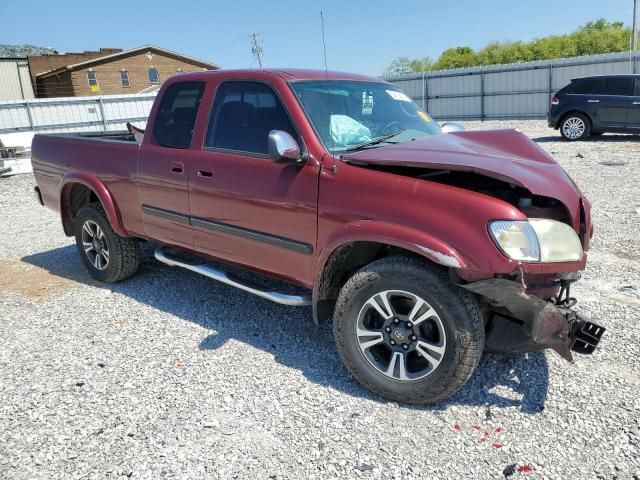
top-left (2, 51), bottom-right (638, 132)
top-left (385, 51), bottom-right (640, 120)
top-left (0, 92), bottom-right (157, 134)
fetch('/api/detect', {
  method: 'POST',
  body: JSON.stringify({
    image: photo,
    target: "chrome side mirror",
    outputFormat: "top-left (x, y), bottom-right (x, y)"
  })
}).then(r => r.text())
top-left (441, 122), bottom-right (465, 133)
top-left (268, 130), bottom-right (301, 163)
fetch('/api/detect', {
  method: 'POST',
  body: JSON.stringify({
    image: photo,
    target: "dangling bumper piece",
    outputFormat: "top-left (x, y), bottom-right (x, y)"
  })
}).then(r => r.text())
top-left (461, 278), bottom-right (605, 362)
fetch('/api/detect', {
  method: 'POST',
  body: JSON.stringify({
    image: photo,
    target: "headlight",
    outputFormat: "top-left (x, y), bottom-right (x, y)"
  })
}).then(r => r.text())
top-left (489, 220), bottom-right (540, 261)
top-left (489, 219), bottom-right (582, 263)
top-left (529, 218), bottom-right (583, 262)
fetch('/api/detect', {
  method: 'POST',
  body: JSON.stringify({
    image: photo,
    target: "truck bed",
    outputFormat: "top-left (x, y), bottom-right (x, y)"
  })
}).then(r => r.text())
top-left (31, 130), bottom-right (144, 236)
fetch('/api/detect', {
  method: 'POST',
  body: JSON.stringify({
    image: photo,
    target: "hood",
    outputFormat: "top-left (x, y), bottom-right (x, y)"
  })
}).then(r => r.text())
top-left (342, 129), bottom-right (582, 218)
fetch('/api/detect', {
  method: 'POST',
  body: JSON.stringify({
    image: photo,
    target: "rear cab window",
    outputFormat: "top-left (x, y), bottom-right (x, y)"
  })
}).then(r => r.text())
top-left (205, 81), bottom-right (299, 155)
top-left (153, 81), bottom-right (206, 149)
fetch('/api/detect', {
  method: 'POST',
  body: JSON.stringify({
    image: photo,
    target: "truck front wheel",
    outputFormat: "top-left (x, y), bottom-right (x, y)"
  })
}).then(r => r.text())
top-left (74, 204), bottom-right (140, 283)
top-left (333, 256), bottom-right (484, 404)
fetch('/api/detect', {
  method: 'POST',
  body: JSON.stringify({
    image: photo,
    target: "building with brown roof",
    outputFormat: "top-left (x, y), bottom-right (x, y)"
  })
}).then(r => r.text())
top-left (31, 45), bottom-right (219, 98)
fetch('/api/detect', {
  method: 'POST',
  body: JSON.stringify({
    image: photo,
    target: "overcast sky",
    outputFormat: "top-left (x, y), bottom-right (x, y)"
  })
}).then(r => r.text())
top-left (1, 0), bottom-right (634, 75)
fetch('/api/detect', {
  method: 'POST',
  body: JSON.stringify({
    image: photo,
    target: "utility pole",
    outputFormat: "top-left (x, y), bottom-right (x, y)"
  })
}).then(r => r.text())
top-left (633, 0), bottom-right (639, 51)
top-left (250, 33), bottom-right (263, 68)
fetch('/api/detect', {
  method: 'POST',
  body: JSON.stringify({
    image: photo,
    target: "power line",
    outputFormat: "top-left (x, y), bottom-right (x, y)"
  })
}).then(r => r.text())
top-left (250, 33), bottom-right (263, 68)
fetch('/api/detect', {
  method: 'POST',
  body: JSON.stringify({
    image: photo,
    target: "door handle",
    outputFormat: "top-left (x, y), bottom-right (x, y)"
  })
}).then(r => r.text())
top-left (633, 101), bottom-right (640, 105)
top-left (197, 169), bottom-right (214, 178)
top-left (170, 161), bottom-right (184, 174)
top-left (587, 99), bottom-right (600, 103)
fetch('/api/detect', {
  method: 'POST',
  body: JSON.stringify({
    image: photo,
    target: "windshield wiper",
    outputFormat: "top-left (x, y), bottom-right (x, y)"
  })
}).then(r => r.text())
top-left (343, 129), bottom-right (406, 152)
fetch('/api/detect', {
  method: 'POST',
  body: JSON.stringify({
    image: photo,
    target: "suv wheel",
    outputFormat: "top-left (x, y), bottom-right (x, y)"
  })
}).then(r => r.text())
top-left (333, 256), bottom-right (484, 404)
top-left (74, 204), bottom-right (140, 283)
top-left (560, 113), bottom-right (591, 141)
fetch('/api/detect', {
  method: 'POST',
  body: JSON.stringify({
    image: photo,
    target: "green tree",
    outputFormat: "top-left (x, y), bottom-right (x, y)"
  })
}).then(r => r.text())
top-left (383, 18), bottom-right (631, 74)
top-left (384, 56), bottom-right (433, 76)
top-left (408, 57), bottom-right (433, 72)
top-left (432, 47), bottom-right (477, 70)
top-left (476, 41), bottom-right (534, 65)
top-left (383, 57), bottom-right (413, 76)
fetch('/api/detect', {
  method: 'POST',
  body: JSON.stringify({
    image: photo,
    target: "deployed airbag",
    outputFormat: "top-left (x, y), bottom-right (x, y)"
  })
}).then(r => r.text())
top-left (330, 115), bottom-right (371, 147)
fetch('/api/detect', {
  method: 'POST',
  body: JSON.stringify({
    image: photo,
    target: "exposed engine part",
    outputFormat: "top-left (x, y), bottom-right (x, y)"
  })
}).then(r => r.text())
top-left (553, 280), bottom-right (578, 308)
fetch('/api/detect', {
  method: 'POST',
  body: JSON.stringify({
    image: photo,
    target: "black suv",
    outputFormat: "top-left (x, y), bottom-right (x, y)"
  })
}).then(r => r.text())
top-left (548, 74), bottom-right (640, 140)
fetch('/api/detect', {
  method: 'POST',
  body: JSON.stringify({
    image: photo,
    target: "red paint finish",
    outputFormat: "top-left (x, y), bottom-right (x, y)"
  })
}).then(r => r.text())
top-left (32, 68), bottom-right (592, 294)
top-left (32, 135), bottom-right (142, 237)
top-left (188, 148), bottom-right (320, 284)
top-left (138, 141), bottom-right (193, 248)
top-left (60, 172), bottom-right (127, 237)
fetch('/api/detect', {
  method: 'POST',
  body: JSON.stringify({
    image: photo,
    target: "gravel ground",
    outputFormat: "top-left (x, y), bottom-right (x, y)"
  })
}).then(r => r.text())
top-left (1, 121), bottom-right (639, 479)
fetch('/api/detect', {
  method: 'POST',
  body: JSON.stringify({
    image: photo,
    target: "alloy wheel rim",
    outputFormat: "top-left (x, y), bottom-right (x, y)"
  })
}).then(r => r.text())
top-left (562, 117), bottom-right (585, 139)
top-left (356, 290), bottom-right (447, 381)
top-left (81, 220), bottom-right (110, 270)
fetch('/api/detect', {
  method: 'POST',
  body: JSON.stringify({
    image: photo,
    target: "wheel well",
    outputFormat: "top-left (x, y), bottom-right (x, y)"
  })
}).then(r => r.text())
top-left (61, 183), bottom-right (100, 235)
top-left (314, 241), bottom-right (443, 324)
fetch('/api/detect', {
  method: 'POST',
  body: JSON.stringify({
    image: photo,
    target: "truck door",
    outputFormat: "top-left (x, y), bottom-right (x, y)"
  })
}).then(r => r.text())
top-left (137, 81), bottom-right (205, 247)
top-left (187, 80), bottom-right (320, 285)
top-left (596, 76), bottom-right (634, 129)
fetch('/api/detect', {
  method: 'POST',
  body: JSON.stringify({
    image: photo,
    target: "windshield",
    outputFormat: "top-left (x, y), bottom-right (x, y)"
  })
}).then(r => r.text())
top-left (290, 80), bottom-right (440, 154)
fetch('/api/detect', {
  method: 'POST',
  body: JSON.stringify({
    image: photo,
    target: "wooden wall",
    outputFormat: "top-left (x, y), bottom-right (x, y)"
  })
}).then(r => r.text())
top-left (70, 50), bottom-right (215, 96)
top-left (37, 71), bottom-right (74, 98)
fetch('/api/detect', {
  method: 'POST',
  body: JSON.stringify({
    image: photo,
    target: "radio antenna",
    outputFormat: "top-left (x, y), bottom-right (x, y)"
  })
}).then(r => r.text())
top-left (320, 11), bottom-right (329, 74)
top-left (320, 10), bottom-right (335, 157)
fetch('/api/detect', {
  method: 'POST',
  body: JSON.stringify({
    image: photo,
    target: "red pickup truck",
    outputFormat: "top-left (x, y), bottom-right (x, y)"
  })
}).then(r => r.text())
top-left (32, 69), bottom-right (604, 403)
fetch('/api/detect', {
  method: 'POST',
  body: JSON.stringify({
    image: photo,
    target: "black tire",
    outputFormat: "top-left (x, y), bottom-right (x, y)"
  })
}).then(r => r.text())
top-left (74, 203), bottom-right (140, 283)
top-left (559, 112), bottom-right (591, 141)
top-left (333, 256), bottom-right (484, 404)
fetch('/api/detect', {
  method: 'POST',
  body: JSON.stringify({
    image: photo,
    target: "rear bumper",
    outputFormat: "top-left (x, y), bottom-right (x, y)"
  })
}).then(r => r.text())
top-left (547, 108), bottom-right (562, 129)
top-left (462, 278), bottom-right (605, 361)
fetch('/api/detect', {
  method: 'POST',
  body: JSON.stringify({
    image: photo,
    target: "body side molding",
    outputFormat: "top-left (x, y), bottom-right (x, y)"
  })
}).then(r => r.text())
top-left (142, 204), bottom-right (313, 254)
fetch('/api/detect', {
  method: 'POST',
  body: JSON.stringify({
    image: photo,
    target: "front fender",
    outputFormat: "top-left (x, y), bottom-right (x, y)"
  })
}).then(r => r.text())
top-left (317, 220), bottom-right (472, 273)
top-left (312, 220), bottom-right (478, 320)
top-left (60, 172), bottom-right (127, 237)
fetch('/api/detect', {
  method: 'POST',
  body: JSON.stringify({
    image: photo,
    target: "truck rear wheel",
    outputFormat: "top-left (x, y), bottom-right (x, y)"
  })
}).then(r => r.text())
top-left (74, 204), bottom-right (140, 283)
top-left (333, 256), bottom-right (484, 404)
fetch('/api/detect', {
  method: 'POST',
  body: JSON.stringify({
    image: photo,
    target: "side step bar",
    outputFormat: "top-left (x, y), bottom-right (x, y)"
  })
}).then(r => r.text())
top-left (154, 247), bottom-right (311, 307)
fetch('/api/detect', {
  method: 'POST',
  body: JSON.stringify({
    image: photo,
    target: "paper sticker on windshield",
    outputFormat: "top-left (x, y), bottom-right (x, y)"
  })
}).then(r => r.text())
top-left (418, 111), bottom-right (431, 122)
top-left (362, 91), bottom-right (374, 115)
top-left (386, 90), bottom-right (411, 102)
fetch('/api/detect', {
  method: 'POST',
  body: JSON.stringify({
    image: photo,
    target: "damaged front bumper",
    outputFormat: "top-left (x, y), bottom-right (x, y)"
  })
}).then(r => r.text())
top-left (461, 278), bottom-right (605, 362)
